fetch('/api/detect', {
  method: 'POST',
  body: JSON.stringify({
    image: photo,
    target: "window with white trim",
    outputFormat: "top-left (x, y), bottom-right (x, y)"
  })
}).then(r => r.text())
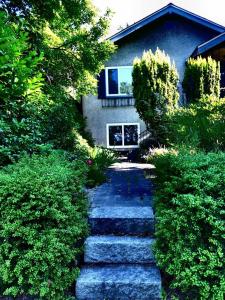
top-left (105, 66), bottom-right (133, 96)
top-left (107, 123), bottom-right (140, 148)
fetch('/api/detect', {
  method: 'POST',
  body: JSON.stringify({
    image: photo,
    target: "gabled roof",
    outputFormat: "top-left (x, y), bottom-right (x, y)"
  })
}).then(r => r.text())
top-left (193, 31), bottom-right (225, 56)
top-left (109, 3), bottom-right (225, 43)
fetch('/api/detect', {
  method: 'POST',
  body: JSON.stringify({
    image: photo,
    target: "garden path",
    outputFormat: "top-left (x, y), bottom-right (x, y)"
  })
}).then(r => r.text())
top-left (76, 162), bottom-right (162, 300)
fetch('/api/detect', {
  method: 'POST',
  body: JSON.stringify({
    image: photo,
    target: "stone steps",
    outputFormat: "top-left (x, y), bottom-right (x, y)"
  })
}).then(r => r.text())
top-left (76, 264), bottom-right (161, 300)
top-left (84, 235), bottom-right (155, 264)
top-left (75, 162), bottom-right (161, 299)
top-left (89, 206), bottom-right (154, 236)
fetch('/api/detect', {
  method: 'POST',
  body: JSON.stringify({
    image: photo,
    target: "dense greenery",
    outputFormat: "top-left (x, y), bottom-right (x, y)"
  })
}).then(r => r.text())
top-left (183, 57), bottom-right (220, 103)
top-left (0, 2), bottom-right (116, 298)
top-left (142, 55), bottom-right (225, 299)
top-left (1, 0), bottom-right (115, 96)
top-left (0, 151), bottom-right (88, 298)
top-left (0, 0), bottom-right (115, 163)
top-left (167, 96), bottom-right (225, 151)
top-left (132, 48), bottom-right (179, 144)
top-left (0, 12), bottom-right (50, 165)
top-left (149, 150), bottom-right (225, 299)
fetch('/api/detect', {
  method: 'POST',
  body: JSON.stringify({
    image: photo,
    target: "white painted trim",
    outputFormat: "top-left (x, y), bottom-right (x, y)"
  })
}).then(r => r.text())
top-left (105, 66), bottom-right (133, 97)
top-left (106, 123), bottom-right (140, 149)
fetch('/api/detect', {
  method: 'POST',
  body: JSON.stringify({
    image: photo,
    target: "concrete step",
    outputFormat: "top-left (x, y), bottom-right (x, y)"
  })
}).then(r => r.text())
top-left (84, 235), bottom-right (155, 264)
top-left (89, 206), bottom-right (154, 236)
top-left (76, 264), bottom-right (161, 300)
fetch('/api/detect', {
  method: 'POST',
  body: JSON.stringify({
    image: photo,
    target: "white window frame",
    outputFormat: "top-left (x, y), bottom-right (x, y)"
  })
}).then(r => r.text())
top-left (105, 66), bottom-right (133, 97)
top-left (106, 123), bottom-right (140, 149)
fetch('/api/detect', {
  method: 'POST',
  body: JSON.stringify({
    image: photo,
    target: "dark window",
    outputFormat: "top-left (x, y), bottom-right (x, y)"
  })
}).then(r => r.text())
top-left (108, 69), bottom-right (119, 95)
top-left (108, 125), bottom-right (122, 146)
top-left (124, 125), bottom-right (138, 146)
top-left (97, 69), bottom-right (106, 99)
top-left (107, 124), bottom-right (139, 147)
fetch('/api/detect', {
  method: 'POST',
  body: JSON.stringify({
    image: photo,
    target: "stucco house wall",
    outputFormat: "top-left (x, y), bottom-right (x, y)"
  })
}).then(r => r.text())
top-left (82, 14), bottom-right (219, 148)
top-left (82, 95), bottom-right (146, 146)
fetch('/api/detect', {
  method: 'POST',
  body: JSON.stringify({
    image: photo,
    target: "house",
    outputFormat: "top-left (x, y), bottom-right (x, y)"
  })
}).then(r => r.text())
top-left (82, 3), bottom-right (225, 150)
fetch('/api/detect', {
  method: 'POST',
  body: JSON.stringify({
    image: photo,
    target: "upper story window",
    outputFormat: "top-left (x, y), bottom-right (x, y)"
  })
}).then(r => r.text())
top-left (105, 66), bottom-right (133, 97)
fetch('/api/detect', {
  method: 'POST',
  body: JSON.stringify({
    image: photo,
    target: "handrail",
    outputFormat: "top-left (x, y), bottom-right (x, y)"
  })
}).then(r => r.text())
top-left (138, 129), bottom-right (151, 143)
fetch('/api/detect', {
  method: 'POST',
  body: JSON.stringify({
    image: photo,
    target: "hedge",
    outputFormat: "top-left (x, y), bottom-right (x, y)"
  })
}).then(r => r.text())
top-left (0, 151), bottom-right (88, 299)
top-left (150, 150), bottom-right (225, 299)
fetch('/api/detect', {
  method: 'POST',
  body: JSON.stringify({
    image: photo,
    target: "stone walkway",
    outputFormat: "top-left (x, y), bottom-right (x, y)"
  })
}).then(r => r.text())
top-left (76, 162), bottom-right (162, 300)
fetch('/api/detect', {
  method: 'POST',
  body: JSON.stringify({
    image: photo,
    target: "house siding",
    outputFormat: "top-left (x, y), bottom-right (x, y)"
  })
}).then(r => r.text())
top-left (83, 14), bottom-right (218, 147)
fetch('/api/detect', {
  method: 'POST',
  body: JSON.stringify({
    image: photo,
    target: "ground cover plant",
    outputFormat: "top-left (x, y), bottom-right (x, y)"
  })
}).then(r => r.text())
top-left (73, 133), bottom-right (117, 187)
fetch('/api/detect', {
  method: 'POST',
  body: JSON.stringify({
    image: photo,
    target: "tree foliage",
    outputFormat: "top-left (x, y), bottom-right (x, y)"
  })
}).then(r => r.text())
top-left (132, 48), bottom-right (179, 144)
top-left (0, 12), bottom-right (49, 165)
top-left (0, 2), bottom-right (116, 298)
top-left (0, 0), bottom-right (115, 163)
top-left (1, 0), bottom-right (115, 95)
top-left (183, 56), bottom-right (220, 103)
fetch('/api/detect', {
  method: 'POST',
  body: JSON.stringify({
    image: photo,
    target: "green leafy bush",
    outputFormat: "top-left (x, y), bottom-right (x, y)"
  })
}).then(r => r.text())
top-left (183, 57), bottom-right (220, 103)
top-left (87, 147), bottom-right (117, 187)
top-left (166, 96), bottom-right (225, 151)
top-left (150, 150), bottom-right (225, 299)
top-left (0, 151), bottom-right (88, 299)
top-left (132, 48), bottom-right (179, 144)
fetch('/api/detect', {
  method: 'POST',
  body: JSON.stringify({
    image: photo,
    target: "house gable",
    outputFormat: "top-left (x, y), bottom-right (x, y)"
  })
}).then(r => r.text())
top-left (110, 3), bottom-right (225, 43)
top-left (106, 14), bottom-right (219, 81)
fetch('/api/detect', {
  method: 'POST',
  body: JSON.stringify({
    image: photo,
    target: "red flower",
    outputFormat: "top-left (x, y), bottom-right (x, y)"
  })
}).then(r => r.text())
top-left (86, 159), bottom-right (93, 166)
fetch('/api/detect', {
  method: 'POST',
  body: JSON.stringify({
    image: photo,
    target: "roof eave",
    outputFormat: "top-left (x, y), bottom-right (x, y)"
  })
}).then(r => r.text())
top-left (109, 3), bottom-right (225, 43)
top-left (193, 32), bottom-right (225, 57)
top-left (109, 4), bottom-right (172, 43)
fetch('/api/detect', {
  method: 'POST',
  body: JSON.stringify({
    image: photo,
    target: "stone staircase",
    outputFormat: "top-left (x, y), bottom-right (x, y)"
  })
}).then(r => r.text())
top-left (76, 162), bottom-right (162, 300)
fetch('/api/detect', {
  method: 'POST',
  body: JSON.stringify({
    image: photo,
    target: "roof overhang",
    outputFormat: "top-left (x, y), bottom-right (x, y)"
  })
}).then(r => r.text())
top-left (193, 32), bottom-right (225, 57)
top-left (109, 3), bottom-right (225, 43)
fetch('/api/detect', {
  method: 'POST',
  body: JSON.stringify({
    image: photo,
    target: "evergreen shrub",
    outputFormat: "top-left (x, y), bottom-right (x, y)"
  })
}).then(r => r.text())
top-left (183, 56), bottom-right (220, 103)
top-left (132, 48), bottom-right (179, 144)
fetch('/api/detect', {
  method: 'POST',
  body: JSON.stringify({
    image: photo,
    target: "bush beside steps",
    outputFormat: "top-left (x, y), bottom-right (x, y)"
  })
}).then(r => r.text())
top-left (0, 151), bottom-right (89, 299)
top-left (149, 150), bottom-right (225, 299)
